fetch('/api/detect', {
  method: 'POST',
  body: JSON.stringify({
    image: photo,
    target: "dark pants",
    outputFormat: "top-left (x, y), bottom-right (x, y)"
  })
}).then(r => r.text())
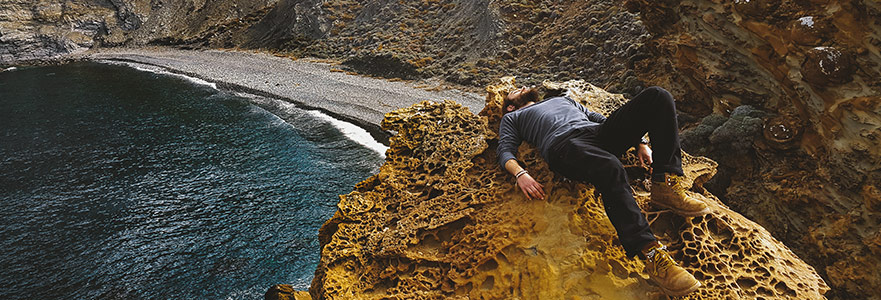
top-left (546, 86), bottom-right (683, 257)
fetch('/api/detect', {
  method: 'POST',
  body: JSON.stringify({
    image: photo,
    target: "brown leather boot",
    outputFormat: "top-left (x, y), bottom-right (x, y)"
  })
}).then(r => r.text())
top-left (651, 173), bottom-right (711, 216)
top-left (643, 243), bottom-right (701, 296)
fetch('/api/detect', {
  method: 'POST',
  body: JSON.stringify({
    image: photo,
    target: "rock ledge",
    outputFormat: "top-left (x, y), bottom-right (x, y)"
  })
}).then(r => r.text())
top-left (304, 78), bottom-right (828, 299)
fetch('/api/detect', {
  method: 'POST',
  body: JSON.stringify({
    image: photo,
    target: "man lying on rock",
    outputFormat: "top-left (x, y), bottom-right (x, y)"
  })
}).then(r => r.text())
top-left (497, 85), bottom-right (709, 296)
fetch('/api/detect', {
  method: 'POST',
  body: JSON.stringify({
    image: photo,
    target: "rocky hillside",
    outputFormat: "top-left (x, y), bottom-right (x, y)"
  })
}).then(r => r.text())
top-left (2, 0), bottom-right (648, 95)
top-left (4, 0), bottom-right (879, 298)
top-left (624, 1), bottom-right (881, 299)
top-left (299, 78), bottom-right (828, 299)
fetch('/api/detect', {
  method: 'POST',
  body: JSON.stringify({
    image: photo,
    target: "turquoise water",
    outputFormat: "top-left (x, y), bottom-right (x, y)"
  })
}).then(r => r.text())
top-left (0, 63), bottom-right (383, 299)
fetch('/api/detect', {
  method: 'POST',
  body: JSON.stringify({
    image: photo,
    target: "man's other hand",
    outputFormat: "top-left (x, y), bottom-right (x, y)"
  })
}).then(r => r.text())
top-left (517, 173), bottom-right (545, 200)
top-left (637, 144), bottom-right (653, 172)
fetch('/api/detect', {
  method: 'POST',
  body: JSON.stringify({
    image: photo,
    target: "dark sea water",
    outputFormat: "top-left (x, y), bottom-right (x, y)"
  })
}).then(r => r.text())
top-left (0, 62), bottom-right (384, 299)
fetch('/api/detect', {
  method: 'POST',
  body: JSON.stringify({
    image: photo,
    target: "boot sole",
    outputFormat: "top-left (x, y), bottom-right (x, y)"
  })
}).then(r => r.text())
top-left (658, 280), bottom-right (701, 297)
top-left (651, 201), bottom-right (712, 217)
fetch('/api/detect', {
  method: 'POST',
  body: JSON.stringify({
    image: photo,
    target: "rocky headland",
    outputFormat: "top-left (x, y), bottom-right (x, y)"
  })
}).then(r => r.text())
top-left (3, 0), bottom-right (880, 299)
top-left (297, 78), bottom-right (829, 299)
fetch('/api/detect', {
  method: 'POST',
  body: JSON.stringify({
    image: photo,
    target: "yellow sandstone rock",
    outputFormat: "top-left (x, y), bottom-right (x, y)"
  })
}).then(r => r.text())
top-left (266, 284), bottom-right (312, 300)
top-left (309, 78), bottom-right (828, 299)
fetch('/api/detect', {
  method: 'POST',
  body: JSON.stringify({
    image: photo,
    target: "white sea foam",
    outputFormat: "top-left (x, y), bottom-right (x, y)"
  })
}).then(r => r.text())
top-left (121, 61), bottom-right (385, 157)
top-left (243, 93), bottom-right (389, 157)
top-left (306, 110), bottom-right (389, 157)
top-left (3, 67), bottom-right (17, 72)
top-left (129, 65), bottom-right (219, 89)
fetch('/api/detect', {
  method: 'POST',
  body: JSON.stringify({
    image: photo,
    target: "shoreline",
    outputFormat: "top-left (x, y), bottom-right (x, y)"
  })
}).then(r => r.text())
top-left (73, 47), bottom-right (486, 145)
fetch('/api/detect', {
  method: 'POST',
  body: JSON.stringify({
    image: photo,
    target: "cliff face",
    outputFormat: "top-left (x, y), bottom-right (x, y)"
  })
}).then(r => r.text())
top-left (623, 1), bottom-right (881, 298)
top-left (0, 0), bottom-right (275, 63)
top-left (308, 78), bottom-right (828, 299)
top-left (0, 1), bottom-right (111, 62)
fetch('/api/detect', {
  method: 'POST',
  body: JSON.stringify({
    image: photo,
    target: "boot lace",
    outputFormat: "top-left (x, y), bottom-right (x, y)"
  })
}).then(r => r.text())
top-left (665, 175), bottom-right (688, 197)
top-left (647, 245), bottom-right (676, 275)
top-left (665, 175), bottom-right (684, 190)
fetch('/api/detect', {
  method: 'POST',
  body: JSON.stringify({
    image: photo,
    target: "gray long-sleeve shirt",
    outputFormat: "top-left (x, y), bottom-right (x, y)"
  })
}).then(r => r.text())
top-left (497, 96), bottom-right (606, 168)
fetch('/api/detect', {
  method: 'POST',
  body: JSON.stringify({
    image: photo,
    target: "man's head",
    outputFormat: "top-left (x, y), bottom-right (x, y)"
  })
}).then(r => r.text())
top-left (502, 86), bottom-right (541, 114)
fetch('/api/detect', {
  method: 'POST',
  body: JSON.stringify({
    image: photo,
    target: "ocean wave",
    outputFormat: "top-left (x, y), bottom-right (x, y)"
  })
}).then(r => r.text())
top-left (305, 110), bottom-right (389, 158)
top-left (111, 61), bottom-right (385, 157)
top-left (130, 65), bottom-right (218, 90)
top-left (235, 93), bottom-right (388, 159)
top-left (243, 93), bottom-right (388, 157)
top-left (96, 59), bottom-right (219, 90)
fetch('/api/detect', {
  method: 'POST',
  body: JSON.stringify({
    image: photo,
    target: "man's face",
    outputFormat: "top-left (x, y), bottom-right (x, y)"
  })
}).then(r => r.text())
top-left (504, 86), bottom-right (535, 113)
top-left (507, 86), bottom-right (530, 102)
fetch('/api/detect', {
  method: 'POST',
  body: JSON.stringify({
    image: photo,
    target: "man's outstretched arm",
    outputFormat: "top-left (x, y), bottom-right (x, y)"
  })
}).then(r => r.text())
top-left (498, 114), bottom-right (545, 200)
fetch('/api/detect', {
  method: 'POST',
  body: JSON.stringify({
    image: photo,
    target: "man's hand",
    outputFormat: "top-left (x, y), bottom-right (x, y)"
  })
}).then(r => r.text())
top-left (517, 173), bottom-right (545, 200)
top-left (505, 159), bottom-right (545, 200)
top-left (637, 144), bottom-right (653, 172)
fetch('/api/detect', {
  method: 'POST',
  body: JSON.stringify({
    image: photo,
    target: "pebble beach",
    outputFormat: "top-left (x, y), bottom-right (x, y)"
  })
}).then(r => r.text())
top-left (84, 48), bottom-right (485, 139)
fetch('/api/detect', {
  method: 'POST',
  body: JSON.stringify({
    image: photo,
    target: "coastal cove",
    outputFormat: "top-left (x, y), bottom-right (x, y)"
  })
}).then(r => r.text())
top-left (0, 46), bottom-right (845, 299)
top-left (4, 0), bottom-right (879, 297)
top-left (0, 52), bottom-right (479, 298)
top-left (81, 48), bottom-right (486, 142)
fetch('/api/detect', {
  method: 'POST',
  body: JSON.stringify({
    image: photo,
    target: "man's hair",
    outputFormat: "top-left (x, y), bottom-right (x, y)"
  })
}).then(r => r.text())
top-left (502, 88), bottom-right (541, 115)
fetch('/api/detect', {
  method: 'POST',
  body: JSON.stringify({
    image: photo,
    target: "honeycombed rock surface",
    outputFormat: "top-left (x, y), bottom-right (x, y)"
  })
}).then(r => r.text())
top-left (309, 78), bottom-right (828, 299)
